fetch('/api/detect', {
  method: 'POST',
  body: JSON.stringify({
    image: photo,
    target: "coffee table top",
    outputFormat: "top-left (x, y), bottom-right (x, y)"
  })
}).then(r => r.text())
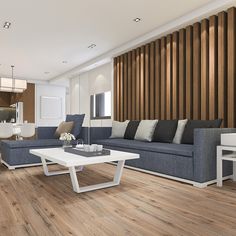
top-left (30, 148), bottom-right (139, 167)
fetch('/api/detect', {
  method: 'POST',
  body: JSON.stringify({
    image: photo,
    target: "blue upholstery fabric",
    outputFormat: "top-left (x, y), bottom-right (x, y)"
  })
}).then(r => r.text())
top-left (96, 139), bottom-right (193, 157)
top-left (193, 128), bottom-right (236, 182)
top-left (37, 127), bottom-right (57, 139)
top-left (90, 127), bottom-right (112, 144)
top-left (66, 114), bottom-right (85, 138)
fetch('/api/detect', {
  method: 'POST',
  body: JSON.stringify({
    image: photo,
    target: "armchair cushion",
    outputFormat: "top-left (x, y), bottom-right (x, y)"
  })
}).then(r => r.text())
top-left (66, 114), bottom-right (85, 138)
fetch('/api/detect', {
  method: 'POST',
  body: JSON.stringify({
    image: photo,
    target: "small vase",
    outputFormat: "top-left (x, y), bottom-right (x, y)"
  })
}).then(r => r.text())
top-left (63, 140), bottom-right (72, 148)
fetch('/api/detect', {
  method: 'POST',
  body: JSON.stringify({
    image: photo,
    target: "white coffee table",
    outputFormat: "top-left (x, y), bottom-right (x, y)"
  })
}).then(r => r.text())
top-left (30, 148), bottom-right (139, 193)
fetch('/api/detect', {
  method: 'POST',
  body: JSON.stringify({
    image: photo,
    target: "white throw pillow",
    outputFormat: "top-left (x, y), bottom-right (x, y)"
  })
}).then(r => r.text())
top-left (110, 120), bottom-right (129, 138)
top-left (172, 119), bottom-right (188, 144)
top-left (135, 120), bottom-right (158, 142)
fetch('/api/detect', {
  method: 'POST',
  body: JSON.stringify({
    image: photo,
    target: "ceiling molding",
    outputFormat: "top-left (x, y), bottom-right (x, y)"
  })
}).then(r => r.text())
top-left (51, 0), bottom-right (236, 82)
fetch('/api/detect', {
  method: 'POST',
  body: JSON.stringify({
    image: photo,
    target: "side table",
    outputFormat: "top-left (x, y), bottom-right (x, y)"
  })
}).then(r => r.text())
top-left (217, 145), bottom-right (236, 187)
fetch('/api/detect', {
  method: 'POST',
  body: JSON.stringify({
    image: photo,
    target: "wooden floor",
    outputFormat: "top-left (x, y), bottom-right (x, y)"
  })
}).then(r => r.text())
top-left (0, 164), bottom-right (236, 236)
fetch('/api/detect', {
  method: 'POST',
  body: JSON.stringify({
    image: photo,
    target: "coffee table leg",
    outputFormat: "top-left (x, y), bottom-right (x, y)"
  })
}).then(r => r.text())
top-left (69, 166), bottom-right (80, 193)
top-left (113, 160), bottom-right (125, 184)
top-left (41, 158), bottom-right (50, 176)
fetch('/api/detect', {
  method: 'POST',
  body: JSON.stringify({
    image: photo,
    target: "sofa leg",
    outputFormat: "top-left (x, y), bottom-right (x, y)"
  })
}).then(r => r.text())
top-left (193, 182), bottom-right (208, 188)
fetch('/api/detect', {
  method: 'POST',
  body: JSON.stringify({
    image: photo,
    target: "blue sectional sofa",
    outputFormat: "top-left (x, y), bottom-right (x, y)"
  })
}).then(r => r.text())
top-left (1, 127), bottom-right (89, 169)
top-left (91, 127), bottom-right (236, 187)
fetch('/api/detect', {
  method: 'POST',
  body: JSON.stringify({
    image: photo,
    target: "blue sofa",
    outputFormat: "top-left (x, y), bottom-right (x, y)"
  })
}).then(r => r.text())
top-left (1, 126), bottom-right (89, 169)
top-left (91, 127), bottom-right (236, 187)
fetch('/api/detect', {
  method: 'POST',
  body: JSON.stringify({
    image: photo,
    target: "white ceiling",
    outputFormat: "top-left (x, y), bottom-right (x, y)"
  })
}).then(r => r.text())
top-left (0, 0), bottom-right (221, 81)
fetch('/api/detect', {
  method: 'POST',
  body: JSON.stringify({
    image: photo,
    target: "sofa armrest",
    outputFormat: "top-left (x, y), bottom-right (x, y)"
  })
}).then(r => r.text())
top-left (37, 127), bottom-right (57, 139)
top-left (193, 128), bottom-right (236, 182)
top-left (90, 127), bottom-right (112, 144)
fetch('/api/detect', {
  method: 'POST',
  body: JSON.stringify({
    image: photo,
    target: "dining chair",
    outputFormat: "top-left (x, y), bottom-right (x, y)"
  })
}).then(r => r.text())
top-left (20, 123), bottom-right (36, 139)
top-left (0, 123), bottom-right (14, 139)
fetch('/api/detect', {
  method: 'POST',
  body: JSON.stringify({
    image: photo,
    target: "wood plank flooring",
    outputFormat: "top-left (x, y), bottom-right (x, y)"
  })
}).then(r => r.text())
top-left (0, 163), bottom-right (236, 236)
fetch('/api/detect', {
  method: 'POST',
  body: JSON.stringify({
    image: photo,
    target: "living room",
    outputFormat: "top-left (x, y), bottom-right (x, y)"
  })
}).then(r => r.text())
top-left (1, 0), bottom-right (236, 235)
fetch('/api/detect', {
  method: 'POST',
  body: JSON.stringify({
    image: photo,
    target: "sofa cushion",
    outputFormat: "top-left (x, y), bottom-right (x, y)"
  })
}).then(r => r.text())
top-left (135, 120), bottom-right (158, 142)
top-left (110, 120), bottom-right (129, 138)
top-left (124, 121), bottom-right (140, 140)
top-left (54, 121), bottom-right (74, 138)
top-left (152, 120), bottom-right (178, 143)
top-left (1, 139), bottom-right (63, 149)
top-left (173, 119), bottom-right (188, 144)
top-left (66, 114), bottom-right (85, 138)
top-left (181, 119), bottom-right (222, 144)
top-left (96, 138), bottom-right (193, 157)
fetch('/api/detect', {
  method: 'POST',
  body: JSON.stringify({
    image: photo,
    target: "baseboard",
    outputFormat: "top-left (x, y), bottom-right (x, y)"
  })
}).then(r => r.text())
top-left (1, 160), bottom-right (55, 170)
top-left (109, 162), bottom-right (232, 188)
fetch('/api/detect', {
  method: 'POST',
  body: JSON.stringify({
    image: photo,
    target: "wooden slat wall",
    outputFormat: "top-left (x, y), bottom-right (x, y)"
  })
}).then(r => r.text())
top-left (114, 7), bottom-right (236, 128)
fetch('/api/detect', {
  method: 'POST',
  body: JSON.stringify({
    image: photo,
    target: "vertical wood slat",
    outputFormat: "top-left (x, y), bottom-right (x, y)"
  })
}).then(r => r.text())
top-left (209, 15), bottom-right (218, 120)
top-left (155, 39), bottom-right (161, 119)
top-left (140, 46), bottom-right (145, 120)
top-left (123, 53), bottom-right (128, 120)
top-left (119, 55), bottom-right (124, 121)
top-left (145, 44), bottom-right (150, 119)
top-left (127, 52), bottom-right (132, 120)
top-left (201, 19), bottom-right (209, 120)
top-left (186, 26), bottom-right (193, 119)
top-left (227, 7), bottom-right (236, 128)
top-left (150, 42), bottom-right (155, 119)
top-left (179, 29), bottom-right (186, 119)
top-left (131, 50), bottom-right (136, 120)
top-left (218, 11), bottom-right (227, 127)
top-left (172, 32), bottom-right (179, 120)
top-left (166, 35), bottom-right (172, 120)
top-left (113, 58), bottom-right (118, 120)
top-left (116, 57), bottom-right (120, 121)
top-left (193, 23), bottom-right (201, 120)
top-left (161, 37), bottom-right (166, 120)
top-left (136, 48), bottom-right (140, 120)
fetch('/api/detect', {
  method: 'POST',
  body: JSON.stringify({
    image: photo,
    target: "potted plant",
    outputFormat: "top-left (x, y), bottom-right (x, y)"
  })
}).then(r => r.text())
top-left (59, 133), bottom-right (75, 148)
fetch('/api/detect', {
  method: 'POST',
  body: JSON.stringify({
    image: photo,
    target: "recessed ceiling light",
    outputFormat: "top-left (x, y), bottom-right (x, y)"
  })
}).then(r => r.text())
top-left (62, 61), bottom-right (68, 64)
top-left (133, 18), bottom-right (141, 23)
top-left (88, 44), bottom-right (96, 49)
top-left (3, 22), bottom-right (11, 29)
top-left (44, 71), bottom-right (50, 74)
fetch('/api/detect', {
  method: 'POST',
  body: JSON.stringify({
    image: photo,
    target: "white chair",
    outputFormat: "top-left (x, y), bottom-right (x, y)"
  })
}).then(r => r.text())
top-left (19, 123), bottom-right (35, 139)
top-left (0, 123), bottom-right (13, 139)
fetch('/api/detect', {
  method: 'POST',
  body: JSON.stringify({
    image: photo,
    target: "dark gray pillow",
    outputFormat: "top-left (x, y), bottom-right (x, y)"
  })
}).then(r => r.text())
top-left (152, 120), bottom-right (178, 143)
top-left (181, 119), bottom-right (222, 144)
top-left (124, 121), bottom-right (140, 140)
top-left (66, 114), bottom-right (85, 139)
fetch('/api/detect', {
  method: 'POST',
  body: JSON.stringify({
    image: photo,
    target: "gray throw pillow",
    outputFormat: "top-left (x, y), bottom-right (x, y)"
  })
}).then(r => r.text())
top-left (172, 119), bottom-right (188, 144)
top-left (110, 120), bottom-right (129, 138)
top-left (54, 121), bottom-right (74, 139)
top-left (135, 120), bottom-right (158, 142)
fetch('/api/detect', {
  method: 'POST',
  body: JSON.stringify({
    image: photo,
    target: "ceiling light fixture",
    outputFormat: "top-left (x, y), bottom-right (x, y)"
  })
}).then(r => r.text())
top-left (133, 18), bottom-right (141, 23)
top-left (62, 61), bottom-right (68, 64)
top-left (0, 65), bottom-right (27, 93)
top-left (3, 21), bottom-right (11, 29)
top-left (44, 71), bottom-right (50, 74)
top-left (88, 44), bottom-right (96, 49)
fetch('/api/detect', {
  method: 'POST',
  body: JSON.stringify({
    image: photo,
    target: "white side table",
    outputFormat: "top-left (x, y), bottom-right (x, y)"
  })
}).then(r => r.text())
top-left (217, 145), bottom-right (236, 187)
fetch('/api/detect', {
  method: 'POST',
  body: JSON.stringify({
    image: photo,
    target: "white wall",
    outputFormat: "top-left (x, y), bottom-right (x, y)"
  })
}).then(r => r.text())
top-left (35, 84), bottom-right (66, 127)
top-left (70, 62), bottom-right (112, 127)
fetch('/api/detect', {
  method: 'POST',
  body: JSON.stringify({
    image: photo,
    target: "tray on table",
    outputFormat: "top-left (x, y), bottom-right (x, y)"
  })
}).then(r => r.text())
top-left (64, 147), bottom-right (111, 157)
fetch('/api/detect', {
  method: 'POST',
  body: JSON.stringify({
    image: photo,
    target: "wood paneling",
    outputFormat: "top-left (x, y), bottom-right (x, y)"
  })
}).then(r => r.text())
top-left (201, 19), bottom-right (209, 120)
top-left (0, 92), bottom-right (11, 107)
top-left (149, 42), bottom-right (155, 119)
top-left (172, 32), bottom-right (179, 119)
top-left (218, 11), bottom-right (227, 127)
top-left (161, 37), bottom-right (166, 120)
top-left (114, 7), bottom-right (236, 128)
top-left (227, 7), bottom-right (236, 128)
top-left (193, 23), bottom-right (201, 120)
top-left (166, 35), bottom-right (172, 120)
top-left (155, 39), bottom-right (161, 119)
top-left (209, 15), bottom-right (218, 120)
top-left (178, 29), bottom-right (186, 119)
top-left (186, 26), bottom-right (193, 119)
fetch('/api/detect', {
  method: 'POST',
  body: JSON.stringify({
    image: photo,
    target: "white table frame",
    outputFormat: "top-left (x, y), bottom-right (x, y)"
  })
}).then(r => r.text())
top-left (30, 148), bottom-right (139, 193)
top-left (217, 145), bottom-right (236, 187)
top-left (41, 157), bottom-right (125, 193)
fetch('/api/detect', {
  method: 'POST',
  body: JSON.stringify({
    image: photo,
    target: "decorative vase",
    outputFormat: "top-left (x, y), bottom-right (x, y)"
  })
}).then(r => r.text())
top-left (63, 140), bottom-right (72, 148)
